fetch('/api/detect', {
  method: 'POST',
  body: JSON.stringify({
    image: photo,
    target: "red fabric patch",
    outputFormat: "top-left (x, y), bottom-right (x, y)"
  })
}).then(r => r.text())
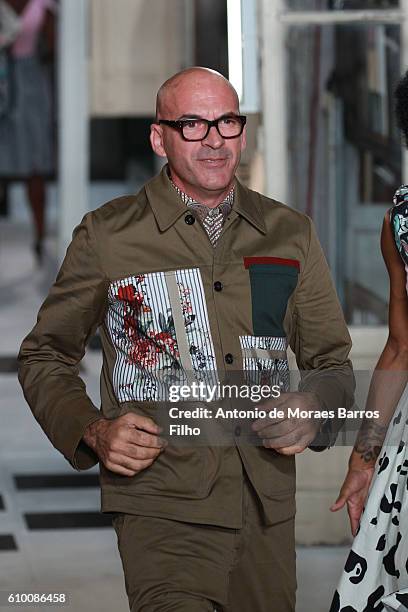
top-left (243, 256), bottom-right (300, 270)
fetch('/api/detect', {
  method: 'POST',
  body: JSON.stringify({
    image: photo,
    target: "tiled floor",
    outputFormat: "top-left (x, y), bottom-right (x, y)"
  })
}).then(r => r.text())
top-left (0, 219), bottom-right (349, 612)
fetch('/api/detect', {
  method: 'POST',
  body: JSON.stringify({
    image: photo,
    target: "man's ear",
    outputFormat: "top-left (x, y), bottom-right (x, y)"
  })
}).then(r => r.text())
top-left (150, 123), bottom-right (167, 157)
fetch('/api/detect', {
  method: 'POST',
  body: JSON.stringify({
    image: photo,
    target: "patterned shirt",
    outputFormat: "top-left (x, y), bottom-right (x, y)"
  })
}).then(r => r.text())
top-left (171, 180), bottom-right (234, 247)
top-left (390, 184), bottom-right (408, 268)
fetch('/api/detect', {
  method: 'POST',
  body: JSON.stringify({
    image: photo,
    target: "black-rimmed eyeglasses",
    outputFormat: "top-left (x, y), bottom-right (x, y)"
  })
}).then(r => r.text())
top-left (157, 115), bottom-right (247, 141)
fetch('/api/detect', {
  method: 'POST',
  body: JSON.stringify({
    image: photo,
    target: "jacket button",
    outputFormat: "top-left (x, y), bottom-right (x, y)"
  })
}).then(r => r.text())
top-left (225, 353), bottom-right (234, 364)
top-left (184, 214), bottom-right (195, 225)
top-left (234, 425), bottom-right (241, 437)
top-left (214, 281), bottom-right (223, 292)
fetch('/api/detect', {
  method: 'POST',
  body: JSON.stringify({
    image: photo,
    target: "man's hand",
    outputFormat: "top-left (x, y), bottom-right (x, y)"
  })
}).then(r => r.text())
top-left (330, 466), bottom-right (375, 536)
top-left (83, 413), bottom-right (167, 476)
top-left (251, 392), bottom-right (322, 455)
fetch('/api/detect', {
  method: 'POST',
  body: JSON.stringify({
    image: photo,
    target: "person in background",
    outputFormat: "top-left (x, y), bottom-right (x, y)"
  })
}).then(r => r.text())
top-left (330, 71), bottom-right (408, 612)
top-left (0, 0), bottom-right (55, 263)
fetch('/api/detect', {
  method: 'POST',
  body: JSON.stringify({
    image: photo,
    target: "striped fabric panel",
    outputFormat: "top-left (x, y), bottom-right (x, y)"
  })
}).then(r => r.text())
top-left (106, 269), bottom-right (218, 402)
top-left (175, 268), bottom-right (218, 387)
top-left (106, 273), bottom-right (172, 401)
top-left (164, 271), bottom-right (195, 384)
top-left (239, 335), bottom-right (289, 390)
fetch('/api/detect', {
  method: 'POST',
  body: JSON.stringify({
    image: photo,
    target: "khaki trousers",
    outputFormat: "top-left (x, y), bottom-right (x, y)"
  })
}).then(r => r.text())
top-left (112, 475), bottom-right (296, 612)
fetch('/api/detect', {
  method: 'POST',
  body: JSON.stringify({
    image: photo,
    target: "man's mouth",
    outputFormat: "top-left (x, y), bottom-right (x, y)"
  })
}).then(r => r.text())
top-left (198, 158), bottom-right (228, 164)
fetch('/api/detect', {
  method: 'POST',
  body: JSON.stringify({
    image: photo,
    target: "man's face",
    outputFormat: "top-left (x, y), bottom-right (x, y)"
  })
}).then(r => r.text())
top-left (150, 74), bottom-right (246, 198)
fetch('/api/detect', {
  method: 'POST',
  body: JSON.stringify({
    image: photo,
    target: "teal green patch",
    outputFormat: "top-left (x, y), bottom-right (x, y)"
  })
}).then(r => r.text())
top-left (248, 264), bottom-right (298, 336)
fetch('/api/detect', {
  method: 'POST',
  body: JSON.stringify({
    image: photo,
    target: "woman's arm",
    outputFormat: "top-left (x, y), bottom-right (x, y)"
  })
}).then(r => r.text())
top-left (350, 210), bottom-right (408, 468)
top-left (331, 210), bottom-right (408, 534)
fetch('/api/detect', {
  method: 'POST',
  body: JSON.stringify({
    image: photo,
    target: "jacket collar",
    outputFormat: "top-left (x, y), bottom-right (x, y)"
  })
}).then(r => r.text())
top-left (233, 177), bottom-right (267, 235)
top-left (144, 164), bottom-right (266, 235)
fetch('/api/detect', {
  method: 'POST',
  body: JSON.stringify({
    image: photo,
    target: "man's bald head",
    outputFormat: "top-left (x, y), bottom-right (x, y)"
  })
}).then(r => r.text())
top-left (155, 67), bottom-right (239, 120)
top-left (150, 66), bottom-right (246, 206)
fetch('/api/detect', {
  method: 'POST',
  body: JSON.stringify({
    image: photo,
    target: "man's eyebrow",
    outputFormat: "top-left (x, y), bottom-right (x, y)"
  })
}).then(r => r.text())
top-left (176, 114), bottom-right (203, 120)
top-left (176, 112), bottom-right (240, 121)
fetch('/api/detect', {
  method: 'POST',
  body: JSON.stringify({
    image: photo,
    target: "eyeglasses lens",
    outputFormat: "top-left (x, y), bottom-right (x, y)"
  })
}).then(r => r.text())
top-left (182, 117), bottom-right (243, 141)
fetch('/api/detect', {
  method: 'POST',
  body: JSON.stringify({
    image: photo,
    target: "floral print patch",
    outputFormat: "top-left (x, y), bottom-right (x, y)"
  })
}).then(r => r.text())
top-left (106, 269), bottom-right (218, 402)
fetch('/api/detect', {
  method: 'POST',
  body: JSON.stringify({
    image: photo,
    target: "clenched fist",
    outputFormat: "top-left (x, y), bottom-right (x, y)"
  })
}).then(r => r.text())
top-left (251, 392), bottom-right (323, 455)
top-left (83, 413), bottom-right (167, 476)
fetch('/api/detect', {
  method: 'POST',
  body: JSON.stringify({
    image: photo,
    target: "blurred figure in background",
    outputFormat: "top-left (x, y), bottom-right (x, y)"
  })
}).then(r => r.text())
top-left (0, 0), bottom-right (56, 263)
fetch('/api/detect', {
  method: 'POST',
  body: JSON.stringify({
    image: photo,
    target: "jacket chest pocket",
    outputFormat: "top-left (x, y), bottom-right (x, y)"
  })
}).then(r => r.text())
top-left (244, 257), bottom-right (299, 337)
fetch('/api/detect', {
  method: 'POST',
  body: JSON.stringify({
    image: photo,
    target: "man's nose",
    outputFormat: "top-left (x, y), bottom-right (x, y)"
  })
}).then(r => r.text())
top-left (202, 124), bottom-right (224, 148)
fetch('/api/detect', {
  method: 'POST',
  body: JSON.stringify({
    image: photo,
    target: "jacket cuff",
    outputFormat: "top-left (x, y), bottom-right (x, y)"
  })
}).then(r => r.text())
top-left (300, 375), bottom-right (351, 451)
top-left (49, 400), bottom-right (104, 471)
top-left (72, 413), bottom-right (104, 471)
top-left (308, 417), bottom-right (334, 452)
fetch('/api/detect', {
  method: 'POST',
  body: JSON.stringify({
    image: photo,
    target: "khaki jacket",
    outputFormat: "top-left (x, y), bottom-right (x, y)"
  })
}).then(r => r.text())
top-left (18, 166), bottom-right (354, 528)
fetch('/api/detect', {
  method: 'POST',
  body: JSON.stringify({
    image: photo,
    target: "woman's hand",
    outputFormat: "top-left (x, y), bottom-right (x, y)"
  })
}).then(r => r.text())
top-left (330, 466), bottom-right (376, 536)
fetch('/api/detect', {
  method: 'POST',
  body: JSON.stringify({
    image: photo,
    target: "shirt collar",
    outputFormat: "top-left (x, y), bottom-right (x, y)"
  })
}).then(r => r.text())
top-left (144, 164), bottom-right (266, 234)
top-left (170, 178), bottom-right (234, 222)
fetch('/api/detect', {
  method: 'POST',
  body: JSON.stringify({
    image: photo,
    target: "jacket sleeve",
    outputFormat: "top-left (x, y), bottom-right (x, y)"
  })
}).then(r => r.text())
top-left (289, 216), bottom-right (355, 450)
top-left (18, 213), bottom-right (108, 470)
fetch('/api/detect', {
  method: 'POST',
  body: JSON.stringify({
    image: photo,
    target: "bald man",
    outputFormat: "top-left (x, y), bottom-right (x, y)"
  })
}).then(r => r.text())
top-left (18, 68), bottom-right (354, 611)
